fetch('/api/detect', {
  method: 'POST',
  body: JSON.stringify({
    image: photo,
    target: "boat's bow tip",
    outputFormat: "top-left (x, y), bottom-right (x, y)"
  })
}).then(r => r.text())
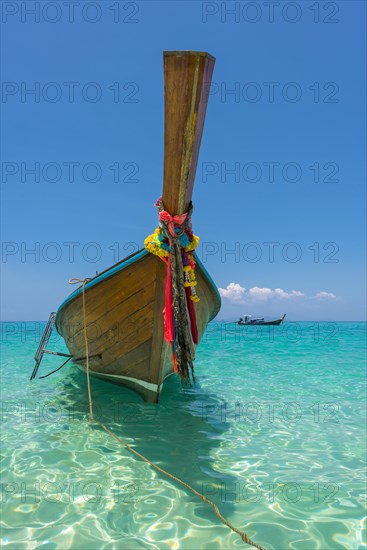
top-left (163, 50), bottom-right (216, 61)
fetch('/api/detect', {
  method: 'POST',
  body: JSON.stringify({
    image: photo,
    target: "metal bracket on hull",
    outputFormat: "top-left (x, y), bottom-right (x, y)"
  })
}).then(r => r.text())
top-left (30, 312), bottom-right (58, 380)
top-left (31, 312), bottom-right (103, 381)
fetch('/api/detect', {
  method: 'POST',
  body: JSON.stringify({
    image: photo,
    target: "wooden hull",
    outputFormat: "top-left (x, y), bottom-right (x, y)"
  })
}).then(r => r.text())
top-left (56, 250), bottom-right (220, 402)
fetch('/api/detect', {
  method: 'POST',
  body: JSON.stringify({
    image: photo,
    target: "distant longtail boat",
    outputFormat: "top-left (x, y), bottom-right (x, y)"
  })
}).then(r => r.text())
top-left (236, 314), bottom-right (286, 326)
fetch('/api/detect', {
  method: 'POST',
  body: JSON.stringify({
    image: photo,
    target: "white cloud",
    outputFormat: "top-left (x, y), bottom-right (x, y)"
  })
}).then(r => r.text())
top-left (248, 287), bottom-right (304, 301)
top-left (218, 284), bottom-right (305, 303)
top-left (218, 284), bottom-right (338, 304)
top-left (273, 288), bottom-right (305, 300)
top-left (218, 282), bottom-right (246, 303)
top-left (248, 286), bottom-right (273, 301)
top-left (314, 291), bottom-right (337, 300)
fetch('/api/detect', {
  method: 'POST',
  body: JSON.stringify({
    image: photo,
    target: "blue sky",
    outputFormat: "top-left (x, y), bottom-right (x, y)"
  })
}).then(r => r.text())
top-left (1, 0), bottom-right (366, 321)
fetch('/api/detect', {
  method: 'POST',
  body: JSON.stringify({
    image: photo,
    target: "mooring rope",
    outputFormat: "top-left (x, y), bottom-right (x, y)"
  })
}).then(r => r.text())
top-left (68, 278), bottom-right (265, 550)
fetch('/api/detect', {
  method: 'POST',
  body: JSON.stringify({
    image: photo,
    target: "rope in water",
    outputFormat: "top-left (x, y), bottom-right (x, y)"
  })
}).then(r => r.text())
top-left (69, 278), bottom-right (266, 550)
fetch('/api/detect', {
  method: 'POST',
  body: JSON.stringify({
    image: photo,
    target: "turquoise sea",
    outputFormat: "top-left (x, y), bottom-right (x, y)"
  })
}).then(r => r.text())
top-left (1, 321), bottom-right (366, 550)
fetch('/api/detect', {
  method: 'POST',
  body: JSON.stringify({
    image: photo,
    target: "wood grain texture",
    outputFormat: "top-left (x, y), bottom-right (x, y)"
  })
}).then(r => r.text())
top-left (56, 252), bottom-right (220, 402)
top-left (162, 51), bottom-right (215, 215)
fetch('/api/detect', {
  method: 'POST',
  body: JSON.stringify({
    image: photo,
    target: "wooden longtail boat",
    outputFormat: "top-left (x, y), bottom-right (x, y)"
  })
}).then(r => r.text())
top-left (55, 52), bottom-right (221, 403)
top-left (236, 314), bottom-right (286, 326)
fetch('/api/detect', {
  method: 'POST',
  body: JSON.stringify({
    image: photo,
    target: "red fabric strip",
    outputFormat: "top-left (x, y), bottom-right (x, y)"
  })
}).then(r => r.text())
top-left (163, 257), bottom-right (174, 343)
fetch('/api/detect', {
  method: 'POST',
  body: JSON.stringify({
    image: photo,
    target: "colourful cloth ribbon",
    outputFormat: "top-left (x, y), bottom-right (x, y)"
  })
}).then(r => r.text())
top-left (159, 209), bottom-right (189, 237)
top-left (148, 197), bottom-right (199, 378)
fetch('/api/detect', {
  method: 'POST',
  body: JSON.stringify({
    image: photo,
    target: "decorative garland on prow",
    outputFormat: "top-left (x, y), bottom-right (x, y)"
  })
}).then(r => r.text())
top-left (144, 197), bottom-right (200, 382)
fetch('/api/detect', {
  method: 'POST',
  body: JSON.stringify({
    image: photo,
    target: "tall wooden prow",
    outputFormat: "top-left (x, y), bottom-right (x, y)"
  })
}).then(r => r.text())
top-left (162, 51), bottom-right (215, 215)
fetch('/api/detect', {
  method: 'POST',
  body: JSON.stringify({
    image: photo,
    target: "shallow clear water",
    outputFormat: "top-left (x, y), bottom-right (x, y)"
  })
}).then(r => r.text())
top-left (1, 321), bottom-right (366, 549)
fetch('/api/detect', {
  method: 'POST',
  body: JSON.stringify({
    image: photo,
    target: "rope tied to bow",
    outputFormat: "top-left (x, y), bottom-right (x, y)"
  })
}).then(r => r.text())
top-left (69, 277), bottom-right (93, 420)
top-left (65, 277), bottom-right (266, 550)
